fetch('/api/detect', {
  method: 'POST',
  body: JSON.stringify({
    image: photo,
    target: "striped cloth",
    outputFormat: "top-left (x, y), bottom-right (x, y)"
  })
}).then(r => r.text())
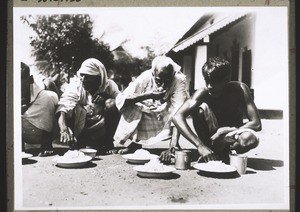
top-left (113, 104), bottom-right (170, 144)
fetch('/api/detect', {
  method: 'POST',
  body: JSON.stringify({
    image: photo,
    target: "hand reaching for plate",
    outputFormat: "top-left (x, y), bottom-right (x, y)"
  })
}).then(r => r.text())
top-left (60, 127), bottom-right (77, 149)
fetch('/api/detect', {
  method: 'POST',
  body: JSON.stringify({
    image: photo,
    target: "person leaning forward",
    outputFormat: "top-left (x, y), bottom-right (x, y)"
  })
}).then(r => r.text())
top-left (172, 57), bottom-right (262, 163)
top-left (21, 62), bottom-right (59, 156)
top-left (56, 58), bottom-right (120, 153)
top-left (112, 55), bottom-right (188, 161)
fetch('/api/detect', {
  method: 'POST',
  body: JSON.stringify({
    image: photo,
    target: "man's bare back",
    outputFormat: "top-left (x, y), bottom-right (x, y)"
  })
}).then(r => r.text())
top-left (201, 81), bottom-right (248, 128)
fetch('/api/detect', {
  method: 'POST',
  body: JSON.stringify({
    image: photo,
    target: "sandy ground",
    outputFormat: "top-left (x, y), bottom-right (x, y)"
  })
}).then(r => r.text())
top-left (21, 119), bottom-right (289, 210)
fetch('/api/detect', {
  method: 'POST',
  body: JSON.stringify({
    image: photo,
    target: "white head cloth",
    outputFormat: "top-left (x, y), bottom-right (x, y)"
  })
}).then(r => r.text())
top-left (151, 55), bottom-right (181, 74)
top-left (77, 58), bottom-right (108, 92)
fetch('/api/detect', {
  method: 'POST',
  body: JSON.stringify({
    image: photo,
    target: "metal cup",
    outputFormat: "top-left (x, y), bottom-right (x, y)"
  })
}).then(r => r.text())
top-left (229, 154), bottom-right (248, 174)
top-left (174, 150), bottom-right (191, 170)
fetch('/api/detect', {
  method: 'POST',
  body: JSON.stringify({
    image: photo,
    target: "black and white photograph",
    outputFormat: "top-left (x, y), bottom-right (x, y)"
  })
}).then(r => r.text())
top-left (12, 5), bottom-right (291, 211)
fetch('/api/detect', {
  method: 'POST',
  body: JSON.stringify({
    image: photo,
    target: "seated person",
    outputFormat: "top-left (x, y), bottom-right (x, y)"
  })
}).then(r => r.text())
top-left (56, 58), bottom-right (120, 153)
top-left (112, 55), bottom-right (188, 159)
top-left (172, 57), bottom-right (262, 163)
top-left (21, 62), bottom-right (59, 156)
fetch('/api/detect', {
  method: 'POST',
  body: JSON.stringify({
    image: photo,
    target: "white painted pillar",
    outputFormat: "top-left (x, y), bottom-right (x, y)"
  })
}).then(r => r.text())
top-left (194, 45), bottom-right (207, 90)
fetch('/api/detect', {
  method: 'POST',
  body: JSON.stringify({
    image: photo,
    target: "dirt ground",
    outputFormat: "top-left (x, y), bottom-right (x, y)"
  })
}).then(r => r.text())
top-left (21, 119), bottom-right (289, 210)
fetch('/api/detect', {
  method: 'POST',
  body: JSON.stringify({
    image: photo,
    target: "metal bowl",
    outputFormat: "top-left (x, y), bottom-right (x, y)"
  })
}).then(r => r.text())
top-left (79, 148), bottom-right (97, 159)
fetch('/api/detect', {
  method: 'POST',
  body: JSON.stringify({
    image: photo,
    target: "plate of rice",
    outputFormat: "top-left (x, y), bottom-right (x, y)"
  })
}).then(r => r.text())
top-left (52, 150), bottom-right (92, 168)
top-left (193, 161), bottom-right (237, 173)
top-left (133, 158), bottom-right (176, 178)
top-left (122, 149), bottom-right (159, 164)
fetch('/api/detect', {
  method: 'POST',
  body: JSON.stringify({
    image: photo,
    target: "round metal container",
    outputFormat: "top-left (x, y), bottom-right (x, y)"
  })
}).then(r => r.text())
top-left (174, 150), bottom-right (191, 170)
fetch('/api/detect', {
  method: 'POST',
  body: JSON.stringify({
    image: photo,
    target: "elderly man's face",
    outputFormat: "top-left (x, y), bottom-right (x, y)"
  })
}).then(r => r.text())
top-left (81, 74), bottom-right (101, 95)
top-left (154, 67), bottom-right (174, 89)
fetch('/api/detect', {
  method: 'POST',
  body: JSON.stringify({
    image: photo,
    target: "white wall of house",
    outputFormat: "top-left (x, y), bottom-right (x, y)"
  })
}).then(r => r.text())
top-left (194, 45), bottom-right (207, 90)
top-left (205, 10), bottom-right (288, 111)
top-left (251, 9), bottom-right (288, 111)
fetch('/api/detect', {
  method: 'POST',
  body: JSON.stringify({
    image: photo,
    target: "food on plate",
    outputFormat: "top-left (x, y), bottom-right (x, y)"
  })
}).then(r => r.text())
top-left (53, 150), bottom-right (91, 163)
top-left (123, 149), bottom-right (159, 163)
top-left (142, 158), bottom-right (172, 172)
top-left (131, 149), bottom-right (152, 158)
top-left (199, 160), bottom-right (235, 172)
top-left (52, 150), bottom-right (93, 168)
top-left (133, 158), bottom-right (176, 177)
top-left (207, 160), bottom-right (226, 167)
top-left (63, 150), bottom-right (86, 159)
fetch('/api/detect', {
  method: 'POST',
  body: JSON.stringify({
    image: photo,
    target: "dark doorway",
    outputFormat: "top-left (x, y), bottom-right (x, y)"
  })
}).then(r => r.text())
top-left (230, 40), bottom-right (240, 81)
top-left (242, 48), bottom-right (252, 87)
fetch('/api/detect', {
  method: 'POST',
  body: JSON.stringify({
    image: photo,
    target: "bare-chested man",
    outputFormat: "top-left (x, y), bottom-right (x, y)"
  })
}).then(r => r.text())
top-left (172, 57), bottom-right (262, 162)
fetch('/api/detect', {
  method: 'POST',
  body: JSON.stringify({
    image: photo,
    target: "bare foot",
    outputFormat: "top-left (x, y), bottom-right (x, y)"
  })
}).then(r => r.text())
top-left (106, 149), bottom-right (118, 155)
top-left (118, 143), bottom-right (142, 154)
top-left (38, 150), bottom-right (55, 157)
top-left (39, 143), bottom-right (54, 157)
top-left (117, 147), bottom-right (135, 154)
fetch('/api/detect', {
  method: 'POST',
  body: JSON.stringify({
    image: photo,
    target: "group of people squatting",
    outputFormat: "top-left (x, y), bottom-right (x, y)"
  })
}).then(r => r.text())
top-left (21, 56), bottom-right (262, 163)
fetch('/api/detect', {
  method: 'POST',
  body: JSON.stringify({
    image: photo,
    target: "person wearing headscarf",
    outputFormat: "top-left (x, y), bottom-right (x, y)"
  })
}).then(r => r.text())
top-left (21, 62), bottom-right (59, 156)
top-left (112, 56), bottom-right (188, 161)
top-left (56, 58), bottom-right (120, 153)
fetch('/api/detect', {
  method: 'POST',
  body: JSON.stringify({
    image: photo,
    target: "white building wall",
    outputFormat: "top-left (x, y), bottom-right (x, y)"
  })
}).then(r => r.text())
top-left (251, 9), bottom-right (288, 111)
top-left (206, 10), bottom-right (288, 111)
top-left (194, 45), bottom-right (207, 90)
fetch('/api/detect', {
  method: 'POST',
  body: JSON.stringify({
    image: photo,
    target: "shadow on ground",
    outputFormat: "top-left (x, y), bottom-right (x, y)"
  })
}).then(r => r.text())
top-left (22, 158), bottom-right (38, 165)
top-left (197, 170), bottom-right (241, 179)
top-left (55, 161), bottom-right (98, 169)
top-left (247, 158), bottom-right (284, 171)
top-left (136, 172), bottom-right (181, 180)
top-left (25, 147), bottom-right (69, 156)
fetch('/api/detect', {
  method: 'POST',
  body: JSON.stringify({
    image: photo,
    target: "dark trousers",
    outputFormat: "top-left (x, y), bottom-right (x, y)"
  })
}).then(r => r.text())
top-left (22, 118), bottom-right (52, 151)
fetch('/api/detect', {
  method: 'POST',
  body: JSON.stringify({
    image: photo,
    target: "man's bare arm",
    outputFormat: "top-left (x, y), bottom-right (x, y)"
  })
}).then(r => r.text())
top-left (172, 89), bottom-right (216, 161)
top-left (159, 126), bottom-right (180, 162)
top-left (240, 83), bottom-right (262, 131)
top-left (122, 90), bottom-right (166, 108)
top-left (57, 112), bottom-right (76, 145)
